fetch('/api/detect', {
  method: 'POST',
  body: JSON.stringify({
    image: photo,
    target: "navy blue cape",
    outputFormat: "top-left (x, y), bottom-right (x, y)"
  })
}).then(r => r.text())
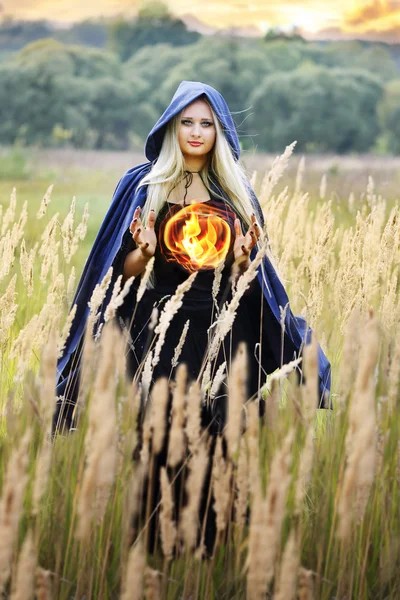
top-left (56, 80), bottom-right (331, 404)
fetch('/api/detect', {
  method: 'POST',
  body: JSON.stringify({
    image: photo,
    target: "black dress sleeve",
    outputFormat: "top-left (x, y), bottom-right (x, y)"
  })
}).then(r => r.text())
top-left (112, 226), bottom-right (136, 278)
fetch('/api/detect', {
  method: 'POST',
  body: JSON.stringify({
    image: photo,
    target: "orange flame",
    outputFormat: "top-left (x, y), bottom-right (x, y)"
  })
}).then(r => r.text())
top-left (160, 203), bottom-right (232, 272)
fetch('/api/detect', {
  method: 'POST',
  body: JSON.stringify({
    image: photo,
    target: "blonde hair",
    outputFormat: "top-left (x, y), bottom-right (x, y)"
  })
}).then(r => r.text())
top-left (137, 97), bottom-right (261, 288)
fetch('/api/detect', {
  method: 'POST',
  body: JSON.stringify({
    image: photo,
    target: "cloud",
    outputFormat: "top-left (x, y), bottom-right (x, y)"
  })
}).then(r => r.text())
top-left (344, 0), bottom-right (400, 27)
top-left (303, 24), bottom-right (400, 43)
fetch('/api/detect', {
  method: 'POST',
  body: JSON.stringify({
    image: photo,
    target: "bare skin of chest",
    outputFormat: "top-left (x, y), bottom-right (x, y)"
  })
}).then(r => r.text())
top-left (167, 175), bottom-right (211, 205)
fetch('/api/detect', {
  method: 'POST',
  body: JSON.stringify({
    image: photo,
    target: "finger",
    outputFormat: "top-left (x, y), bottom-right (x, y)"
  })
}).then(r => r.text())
top-left (241, 244), bottom-right (250, 257)
top-left (139, 242), bottom-right (149, 252)
top-left (234, 218), bottom-right (242, 237)
top-left (148, 209), bottom-right (156, 229)
top-left (133, 228), bottom-right (142, 242)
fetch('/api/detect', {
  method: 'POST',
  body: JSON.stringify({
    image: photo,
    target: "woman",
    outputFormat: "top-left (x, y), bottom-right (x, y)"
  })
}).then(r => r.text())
top-left (53, 80), bottom-right (331, 435)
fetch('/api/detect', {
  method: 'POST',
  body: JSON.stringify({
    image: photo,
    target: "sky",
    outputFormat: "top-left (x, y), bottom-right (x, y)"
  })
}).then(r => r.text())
top-left (1, 0), bottom-right (400, 41)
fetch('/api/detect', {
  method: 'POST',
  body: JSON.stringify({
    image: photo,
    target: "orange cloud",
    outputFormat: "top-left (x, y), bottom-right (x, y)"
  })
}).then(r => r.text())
top-left (344, 0), bottom-right (400, 26)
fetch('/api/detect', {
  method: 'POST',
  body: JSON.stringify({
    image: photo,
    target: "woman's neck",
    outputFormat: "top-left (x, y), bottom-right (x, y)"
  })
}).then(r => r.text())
top-left (182, 156), bottom-right (208, 172)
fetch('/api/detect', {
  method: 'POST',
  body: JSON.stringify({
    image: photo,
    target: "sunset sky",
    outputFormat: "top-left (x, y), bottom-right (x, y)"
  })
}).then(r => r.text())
top-left (1, 0), bottom-right (400, 40)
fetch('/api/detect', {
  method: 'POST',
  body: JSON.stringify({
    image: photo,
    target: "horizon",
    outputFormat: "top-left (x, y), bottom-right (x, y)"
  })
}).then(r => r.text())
top-left (1, 0), bottom-right (400, 44)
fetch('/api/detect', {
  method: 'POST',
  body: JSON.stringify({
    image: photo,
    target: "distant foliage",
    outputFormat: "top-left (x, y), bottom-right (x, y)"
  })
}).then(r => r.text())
top-left (0, 17), bottom-right (400, 152)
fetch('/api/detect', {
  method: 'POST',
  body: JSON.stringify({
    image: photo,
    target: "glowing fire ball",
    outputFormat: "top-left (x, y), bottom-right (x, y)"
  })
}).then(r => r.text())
top-left (159, 202), bottom-right (233, 272)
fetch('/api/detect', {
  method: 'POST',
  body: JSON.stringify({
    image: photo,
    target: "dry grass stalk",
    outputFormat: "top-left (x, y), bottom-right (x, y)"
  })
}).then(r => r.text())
top-left (245, 481), bottom-right (264, 600)
top-left (301, 333), bottom-right (318, 422)
top-left (32, 331), bottom-right (57, 513)
top-left (76, 324), bottom-right (118, 540)
top-left (209, 360), bottom-right (226, 401)
top-left (35, 568), bottom-right (52, 600)
top-left (66, 266), bottom-right (76, 305)
top-left (246, 402), bottom-right (260, 494)
top-left (159, 468), bottom-right (176, 560)
top-left (60, 196), bottom-right (76, 263)
top-left (225, 342), bottom-right (247, 458)
top-left (75, 323), bottom-right (96, 417)
top-left (121, 540), bottom-right (146, 600)
top-left (57, 304), bottom-right (77, 358)
top-left (167, 364), bottom-right (187, 468)
top-left (141, 351), bottom-right (154, 401)
top-left (10, 531), bottom-right (36, 600)
top-left (247, 429), bottom-right (294, 599)
top-left (212, 436), bottom-right (232, 534)
top-left (0, 430), bottom-right (31, 594)
top-left (38, 213), bottom-right (59, 284)
top-left (208, 239), bottom-right (268, 363)
top-left (19, 239), bottom-right (37, 298)
top-left (274, 528), bottom-right (300, 600)
top-left (74, 202), bottom-right (89, 242)
top-left (297, 567), bottom-right (314, 600)
top-left (0, 273), bottom-right (18, 345)
top-left (86, 266), bottom-right (113, 336)
top-left (294, 427), bottom-right (315, 515)
top-left (388, 334), bottom-right (400, 413)
top-left (144, 567), bottom-right (161, 600)
top-left (150, 377), bottom-right (169, 454)
top-left (234, 438), bottom-right (249, 529)
top-left (185, 380), bottom-right (202, 454)
top-left (179, 440), bottom-right (208, 551)
top-left (104, 274), bottom-right (136, 322)
top-left (140, 411), bottom-right (152, 469)
top-left (338, 308), bottom-right (361, 403)
top-left (152, 272), bottom-right (197, 369)
top-left (36, 184), bottom-right (54, 219)
top-left (259, 141), bottom-right (297, 208)
top-left (338, 312), bottom-right (379, 539)
top-left (137, 256), bottom-right (155, 303)
top-left (171, 319), bottom-right (190, 369)
top-left (211, 258), bottom-right (225, 308)
top-left (260, 357), bottom-right (302, 399)
top-left (1, 187), bottom-right (17, 236)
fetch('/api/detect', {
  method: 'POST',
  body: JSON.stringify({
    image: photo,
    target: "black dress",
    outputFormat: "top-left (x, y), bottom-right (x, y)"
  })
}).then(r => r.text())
top-left (117, 194), bottom-right (267, 428)
top-left (117, 194), bottom-right (269, 554)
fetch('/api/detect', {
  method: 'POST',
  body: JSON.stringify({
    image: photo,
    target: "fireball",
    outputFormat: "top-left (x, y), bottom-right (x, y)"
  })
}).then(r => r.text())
top-left (160, 202), bottom-right (232, 272)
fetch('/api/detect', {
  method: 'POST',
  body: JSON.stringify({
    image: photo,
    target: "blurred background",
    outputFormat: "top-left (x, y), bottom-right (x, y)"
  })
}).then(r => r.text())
top-left (1, 0), bottom-right (400, 208)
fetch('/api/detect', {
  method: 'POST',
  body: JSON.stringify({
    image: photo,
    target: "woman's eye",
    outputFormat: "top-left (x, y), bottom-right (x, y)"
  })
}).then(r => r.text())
top-left (181, 120), bottom-right (214, 127)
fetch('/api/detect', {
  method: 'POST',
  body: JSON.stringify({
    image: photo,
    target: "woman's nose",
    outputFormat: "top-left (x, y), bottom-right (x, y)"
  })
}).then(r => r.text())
top-left (192, 123), bottom-right (201, 137)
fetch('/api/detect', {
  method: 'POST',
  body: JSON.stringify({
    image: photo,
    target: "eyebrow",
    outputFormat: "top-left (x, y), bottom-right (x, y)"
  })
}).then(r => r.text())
top-left (181, 116), bottom-right (214, 121)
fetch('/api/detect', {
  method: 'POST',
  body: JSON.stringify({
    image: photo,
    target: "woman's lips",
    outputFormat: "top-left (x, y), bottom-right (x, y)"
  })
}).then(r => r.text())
top-left (188, 141), bottom-right (203, 146)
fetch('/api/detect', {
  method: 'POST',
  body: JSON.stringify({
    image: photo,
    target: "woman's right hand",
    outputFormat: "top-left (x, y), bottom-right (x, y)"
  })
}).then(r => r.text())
top-left (129, 206), bottom-right (157, 258)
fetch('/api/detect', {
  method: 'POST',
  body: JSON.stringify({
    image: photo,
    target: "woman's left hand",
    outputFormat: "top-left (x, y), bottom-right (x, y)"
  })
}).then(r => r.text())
top-left (233, 214), bottom-right (260, 269)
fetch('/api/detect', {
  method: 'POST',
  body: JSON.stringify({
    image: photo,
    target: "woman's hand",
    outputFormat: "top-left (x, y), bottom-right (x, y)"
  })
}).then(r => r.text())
top-left (129, 206), bottom-right (157, 258)
top-left (233, 214), bottom-right (260, 269)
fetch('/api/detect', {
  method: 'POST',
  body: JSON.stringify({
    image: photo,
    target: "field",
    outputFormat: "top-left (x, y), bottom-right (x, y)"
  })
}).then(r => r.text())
top-left (0, 145), bottom-right (399, 599)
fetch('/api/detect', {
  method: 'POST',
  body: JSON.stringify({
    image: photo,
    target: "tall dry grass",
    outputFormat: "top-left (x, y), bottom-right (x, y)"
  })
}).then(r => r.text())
top-left (0, 146), bottom-right (399, 599)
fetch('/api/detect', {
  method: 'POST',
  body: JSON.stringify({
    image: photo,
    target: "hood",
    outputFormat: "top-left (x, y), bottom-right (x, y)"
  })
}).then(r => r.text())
top-left (144, 80), bottom-right (240, 162)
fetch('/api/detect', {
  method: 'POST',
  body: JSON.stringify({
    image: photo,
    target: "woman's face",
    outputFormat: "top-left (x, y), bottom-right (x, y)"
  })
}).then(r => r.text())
top-left (178, 99), bottom-right (216, 160)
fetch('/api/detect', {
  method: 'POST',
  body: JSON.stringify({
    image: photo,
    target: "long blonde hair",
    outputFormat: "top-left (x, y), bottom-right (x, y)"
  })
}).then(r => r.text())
top-left (137, 97), bottom-right (261, 288)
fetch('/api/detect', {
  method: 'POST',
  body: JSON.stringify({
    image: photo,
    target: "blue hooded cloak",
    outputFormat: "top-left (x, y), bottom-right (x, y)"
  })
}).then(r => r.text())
top-left (54, 80), bottom-right (331, 426)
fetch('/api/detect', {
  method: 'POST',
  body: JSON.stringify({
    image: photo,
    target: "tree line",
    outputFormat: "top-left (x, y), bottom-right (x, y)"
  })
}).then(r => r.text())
top-left (1, 3), bottom-right (400, 154)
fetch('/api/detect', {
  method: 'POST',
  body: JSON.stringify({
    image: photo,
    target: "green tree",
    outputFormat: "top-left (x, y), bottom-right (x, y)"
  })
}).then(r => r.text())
top-left (354, 46), bottom-right (398, 82)
top-left (377, 79), bottom-right (400, 154)
top-left (108, 2), bottom-right (200, 62)
top-left (248, 65), bottom-right (383, 153)
top-left (12, 38), bottom-right (121, 78)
